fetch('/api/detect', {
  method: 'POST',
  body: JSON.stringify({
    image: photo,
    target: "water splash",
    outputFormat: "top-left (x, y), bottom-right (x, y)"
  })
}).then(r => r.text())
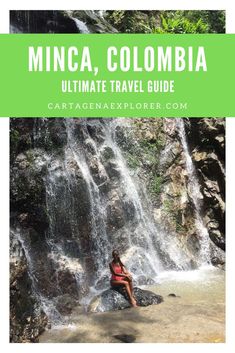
top-left (72, 18), bottom-right (90, 33)
top-left (65, 118), bottom-right (111, 276)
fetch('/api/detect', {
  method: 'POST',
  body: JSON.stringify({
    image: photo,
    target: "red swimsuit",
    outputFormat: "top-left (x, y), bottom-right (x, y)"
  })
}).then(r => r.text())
top-left (111, 262), bottom-right (123, 281)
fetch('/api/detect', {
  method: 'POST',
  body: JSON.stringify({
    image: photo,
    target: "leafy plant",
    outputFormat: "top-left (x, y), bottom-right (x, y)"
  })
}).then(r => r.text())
top-left (10, 129), bottom-right (20, 146)
top-left (163, 199), bottom-right (185, 233)
top-left (127, 154), bottom-right (140, 169)
top-left (106, 10), bottom-right (225, 35)
top-left (151, 176), bottom-right (163, 195)
top-left (154, 14), bottom-right (209, 34)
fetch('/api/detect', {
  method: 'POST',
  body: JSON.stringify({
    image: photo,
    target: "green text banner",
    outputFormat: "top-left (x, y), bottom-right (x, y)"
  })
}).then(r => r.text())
top-left (0, 34), bottom-right (234, 117)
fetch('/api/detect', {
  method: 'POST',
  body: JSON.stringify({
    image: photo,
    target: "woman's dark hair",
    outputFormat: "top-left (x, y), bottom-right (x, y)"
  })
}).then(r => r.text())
top-left (118, 257), bottom-right (125, 269)
top-left (112, 249), bottom-right (125, 268)
top-left (112, 250), bottom-right (118, 257)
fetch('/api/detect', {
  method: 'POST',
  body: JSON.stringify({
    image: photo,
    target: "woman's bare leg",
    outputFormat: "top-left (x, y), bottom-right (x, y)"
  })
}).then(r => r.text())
top-left (111, 280), bottom-right (137, 307)
top-left (128, 278), bottom-right (134, 296)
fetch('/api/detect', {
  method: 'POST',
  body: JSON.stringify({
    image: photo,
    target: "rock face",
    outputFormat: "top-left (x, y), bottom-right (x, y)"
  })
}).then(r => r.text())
top-left (10, 11), bottom-right (78, 33)
top-left (185, 118), bottom-right (225, 251)
top-left (125, 118), bottom-right (225, 266)
top-left (10, 10), bottom-right (117, 34)
top-left (88, 287), bottom-right (164, 312)
top-left (10, 237), bottom-right (48, 342)
top-left (10, 117), bottom-right (225, 342)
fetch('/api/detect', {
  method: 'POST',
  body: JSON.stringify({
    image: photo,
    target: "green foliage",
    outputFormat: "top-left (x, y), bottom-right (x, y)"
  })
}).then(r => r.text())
top-left (176, 222), bottom-right (185, 233)
top-left (26, 150), bottom-right (35, 164)
top-left (107, 10), bottom-right (125, 27)
top-left (106, 10), bottom-right (225, 35)
top-left (163, 199), bottom-right (185, 233)
top-left (180, 10), bottom-right (225, 33)
top-left (140, 137), bottom-right (165, 161)
top-left (154, 14), bottom-right (208, 34)
top-left (11, 129), bottom-right (20, 146)
top-left (106, 10), bottom-right (160, 33)
top-left (127, 154), bottom-right (140, 169)
top-left (151, 176), bottom-right (163, 195)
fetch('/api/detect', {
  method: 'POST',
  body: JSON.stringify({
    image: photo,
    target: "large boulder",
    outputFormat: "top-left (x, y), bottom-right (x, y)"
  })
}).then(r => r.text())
top-left (88, 287), bottom-right (163, 312)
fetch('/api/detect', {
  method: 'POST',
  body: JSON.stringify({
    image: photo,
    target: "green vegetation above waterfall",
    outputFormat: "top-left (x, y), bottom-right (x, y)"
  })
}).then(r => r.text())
top-left (10, 10), bottom-right (225, 35)
top-left (106, 10), bottom-right (225, 34)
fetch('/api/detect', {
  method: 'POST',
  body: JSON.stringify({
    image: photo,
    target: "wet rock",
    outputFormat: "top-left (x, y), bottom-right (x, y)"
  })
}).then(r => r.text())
top-left (89, 156), bottom-right (108, 184)
top-left (105, 189), bottom-right (129, 232)
top-left (209, 229), bottom-right (225, 251)
top-left (88, 287), bottom-right (163, 312)
top-left (85, 120), bottom-right (106, 143)
top-left (55, 294), bottom-right (78, 315)
top-left (186, 234), bottom-right (201, 253)
top-left (56, 270), bottom-right (80, 298)
top-left (136, 275), bottom-right (155, 286)
top-left (113, 334), bottom-right (136, 343)
top-left (101, 145), bottom-right (115, 161)
top-left (211, 257), bottom-right (225, 270)
top-left (168, 293), bottom-right (181, 298)
top-left (95, 275), bottom-right (110, 290)
top-left (10, 256), bottom-right (48, 343)
top-left (106, 200), bottom-right (125, 231)
top-left (185, 118), bottom-right (225, 252)
top-left (72, 10), bottom-right (118, 34)
top-left (104, 160), bottom-right (121, 179)
top-left (10, 10), bottom-right (78, 33)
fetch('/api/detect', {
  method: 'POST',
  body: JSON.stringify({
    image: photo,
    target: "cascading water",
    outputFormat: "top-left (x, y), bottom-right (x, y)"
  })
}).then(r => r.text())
top-left (10, 25), bottom-right (22, 33)
top-left (71, 17), bottom-right (90, 33)
top-left (41, 118), bottom-right (197, 310)
top-left (53, 118), bottom-right (164, 285)
top-left (11, 117), bottom-right (218, 326)
top-left (105, 119), bottom-right (198, 272)
top-left (177, 118), bottom-right (211, 265)
top-left (64, 119), bottom-right (111, 277)
top-left (103, 120), bottom-right (163, 271)
top-left (101, 119), bottom-right (190, 274)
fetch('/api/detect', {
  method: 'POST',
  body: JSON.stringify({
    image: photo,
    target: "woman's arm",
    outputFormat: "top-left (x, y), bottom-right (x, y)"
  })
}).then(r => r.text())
top-left (122, 266), bottom-right (128, 274)
top-left (120, 265), bottom-right (132, 279)
top-left (109, 263), bottom-right (127, 278)
top-left (121, 265), bottom-right (131, 276)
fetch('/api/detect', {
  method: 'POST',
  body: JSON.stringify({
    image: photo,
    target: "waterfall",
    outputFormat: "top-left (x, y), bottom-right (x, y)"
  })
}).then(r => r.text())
top-left (72, 18), bottom-right (90, 33)
top-left (98, 10), bottom-right (105, 19)
top-left (42, 117), bottom-right (179, 302)
top-left (177, 118), bottom-right (211, 265)
top-left (102, 119), bottom-right (163, 274)
top-left (91, 10), bottom-right (106, 19)
top-left (10, 25), bottom-right (22, 33)
top-left (64, 118), bottom-right (111, 276)
top-left (11, 117), bottom-right (217, 323)
top-left (106, 119), bottom-right (199, 272)
top-left (40, 118), bottom-right (200, 296)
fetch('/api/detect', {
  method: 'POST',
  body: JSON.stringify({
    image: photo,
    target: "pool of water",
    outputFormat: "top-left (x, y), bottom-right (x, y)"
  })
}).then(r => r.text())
top-left (151, 265), bottom-right (225, 303)
top-left (40, 266), bottom-right (225, 343)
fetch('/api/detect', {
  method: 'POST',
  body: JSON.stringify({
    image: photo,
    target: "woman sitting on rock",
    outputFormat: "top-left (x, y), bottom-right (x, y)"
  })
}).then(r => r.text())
top-left (109, 250), bottom-right (137, 307)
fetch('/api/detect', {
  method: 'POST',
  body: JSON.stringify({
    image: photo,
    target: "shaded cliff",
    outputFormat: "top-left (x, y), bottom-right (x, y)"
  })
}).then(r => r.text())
top-left (185, 118), bottom-right (225, 251)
